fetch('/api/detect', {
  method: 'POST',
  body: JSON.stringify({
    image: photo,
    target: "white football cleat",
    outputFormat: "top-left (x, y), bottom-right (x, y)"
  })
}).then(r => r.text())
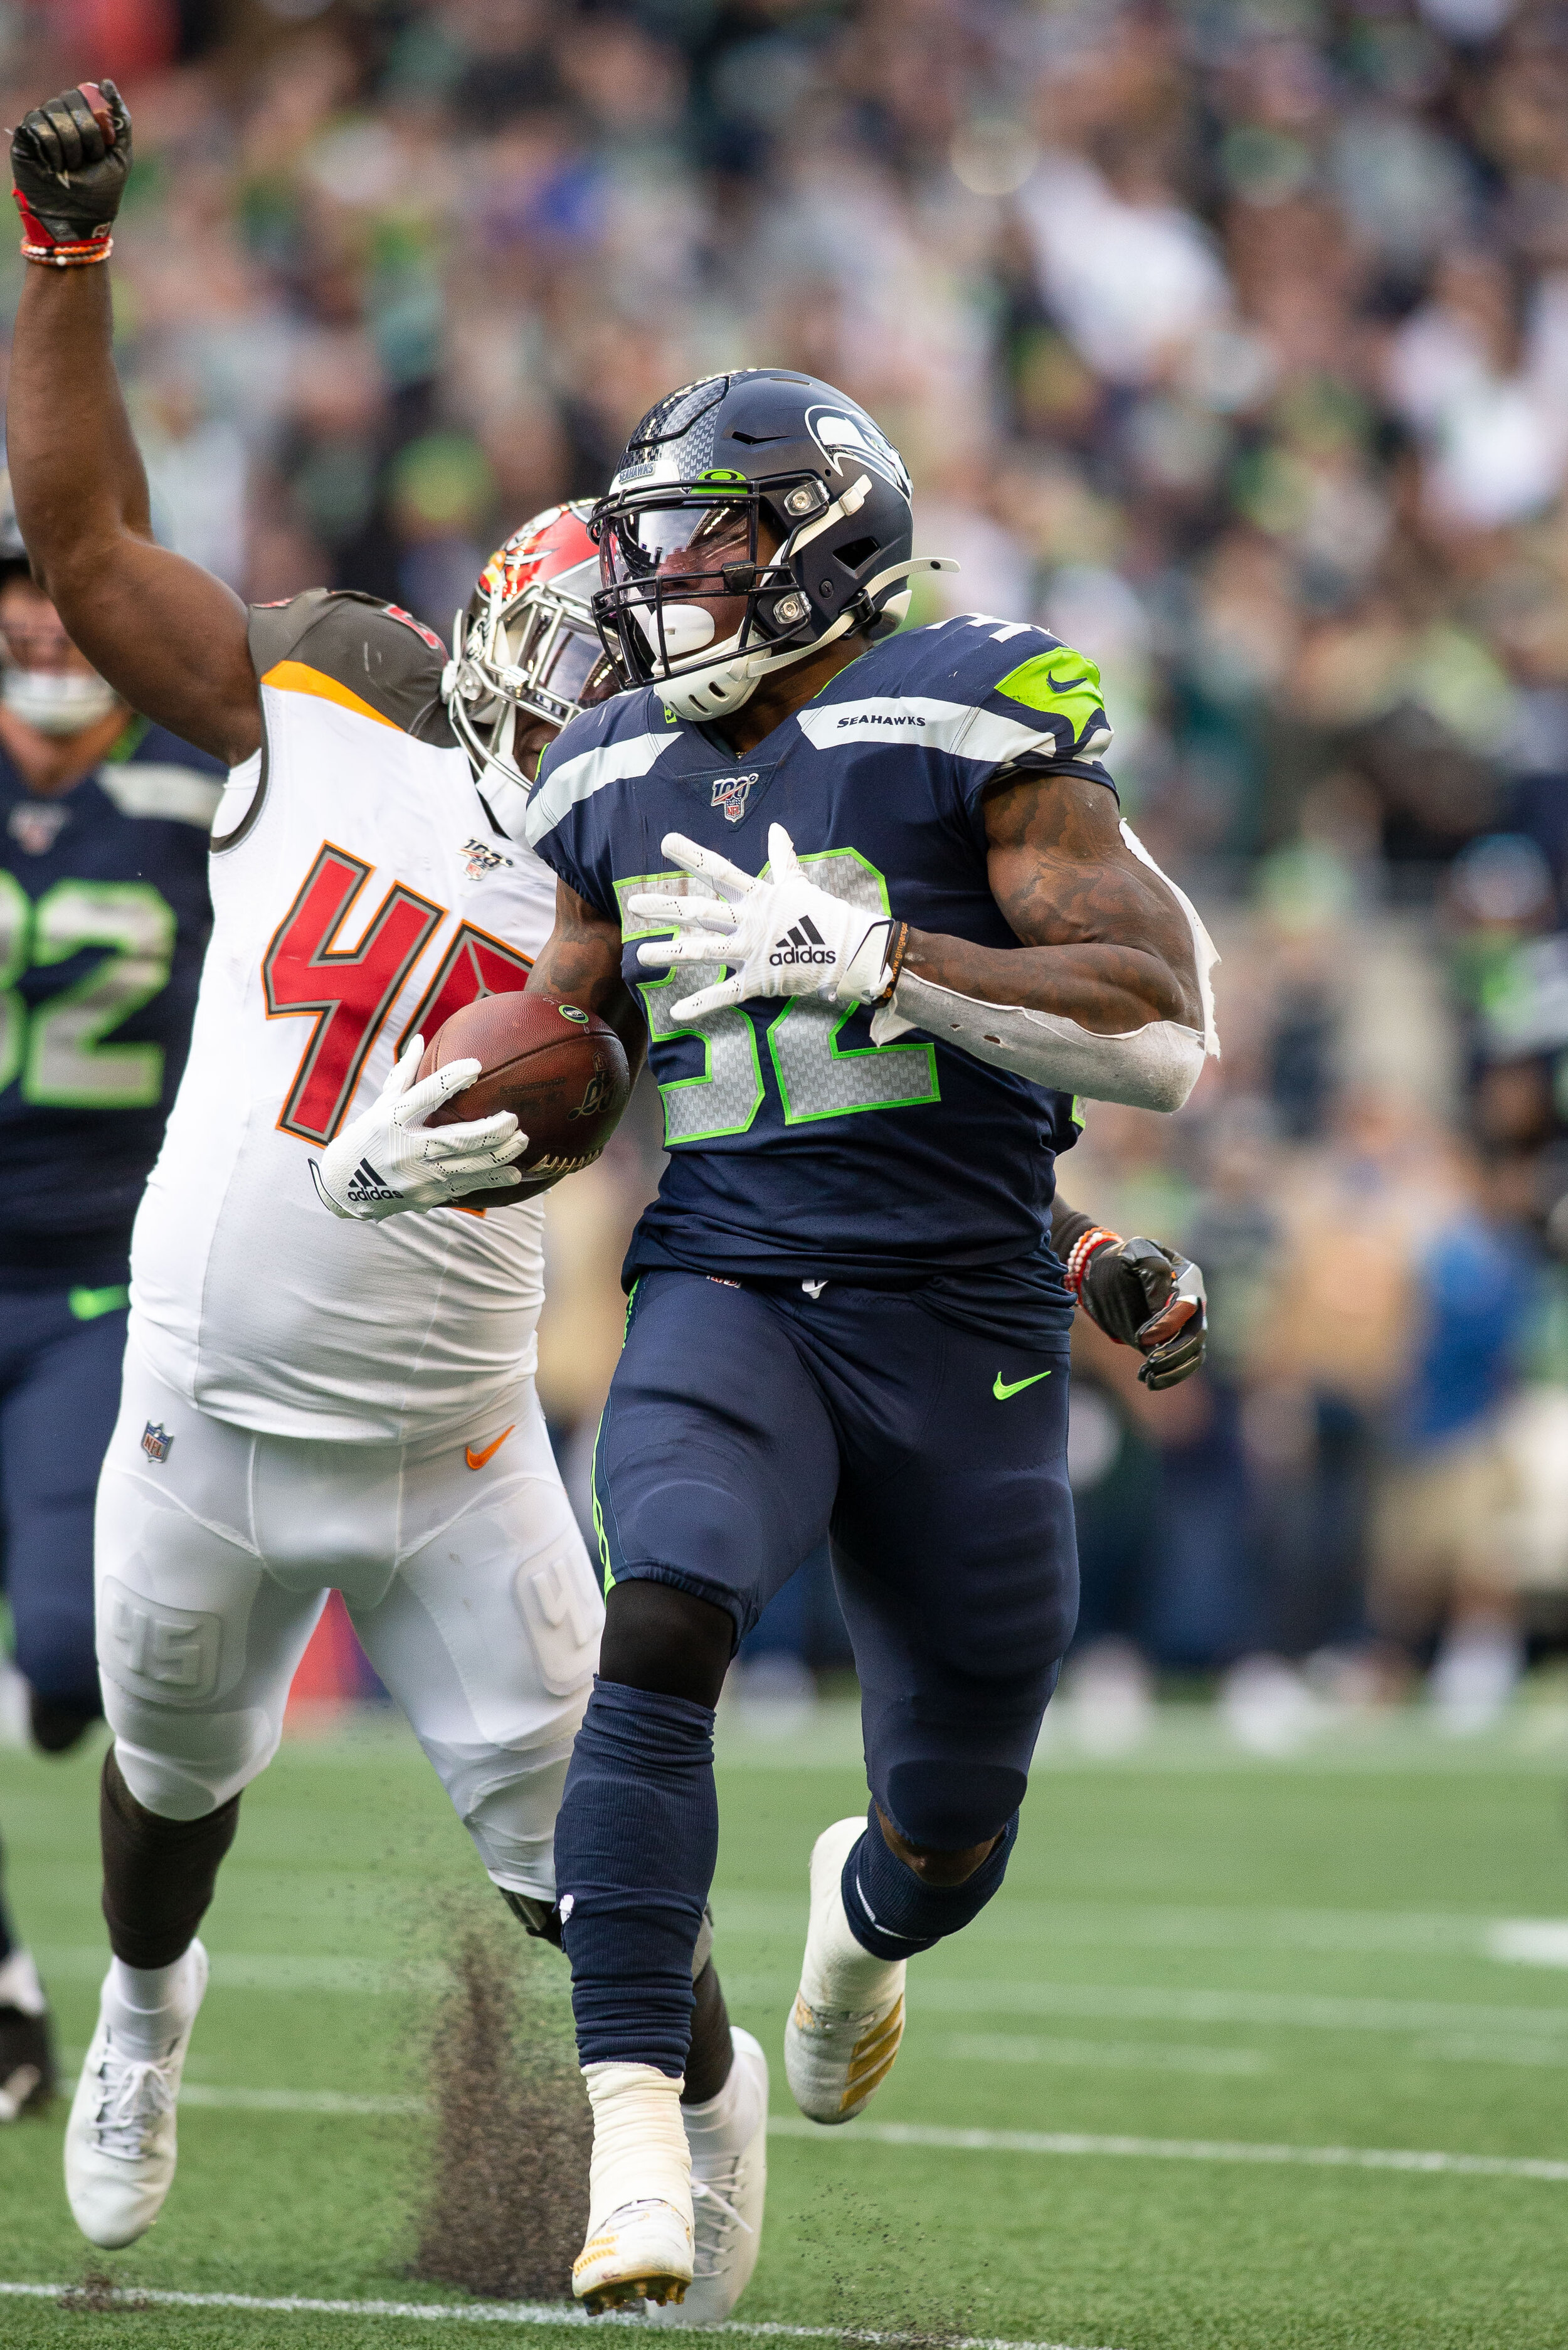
top-left (573, 2195), bottom-right (694, 2314)
top-left (650, 2024), bottom-right (768, 2327)
top-left (785, 1816), bottom-right (906, 2125)
top-left (65, 1941), bottom-right (208, 2248)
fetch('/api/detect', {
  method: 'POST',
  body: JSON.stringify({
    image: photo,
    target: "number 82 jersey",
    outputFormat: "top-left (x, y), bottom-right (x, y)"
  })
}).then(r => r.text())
top-left (526, 615), bottom-right (1116, 1293)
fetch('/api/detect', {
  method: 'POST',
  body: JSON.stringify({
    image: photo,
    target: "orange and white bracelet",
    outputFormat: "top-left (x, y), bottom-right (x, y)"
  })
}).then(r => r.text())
top-left (14, 188), bottom-right (112, 266)
top-left (1062, 1225), bottom-right (1120, 1301)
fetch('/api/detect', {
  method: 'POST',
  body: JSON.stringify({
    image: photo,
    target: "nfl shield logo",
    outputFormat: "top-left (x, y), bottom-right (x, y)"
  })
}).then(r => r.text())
top-left (711, 772), bottom-right (759, 825)
top-left (140, 1421), bottom-right (173, 1464)
top-left (461, 836), bottom-right (509, 881)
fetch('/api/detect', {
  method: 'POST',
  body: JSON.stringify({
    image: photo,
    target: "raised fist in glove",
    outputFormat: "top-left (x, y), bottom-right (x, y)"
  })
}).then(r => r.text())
top-left (630, 823), bottom-right (899, 1022)
top-left (309, 1036), bottom-right (526, 1222)
top-left (12, 80), bottom-right (131, 260)
top-left (1071, 1229), bottom-right (1207, 1390)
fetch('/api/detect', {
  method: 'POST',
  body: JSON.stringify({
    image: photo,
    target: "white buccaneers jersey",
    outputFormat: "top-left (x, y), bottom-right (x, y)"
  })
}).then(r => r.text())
top-left (130, 590), bottom-right (559, 1442)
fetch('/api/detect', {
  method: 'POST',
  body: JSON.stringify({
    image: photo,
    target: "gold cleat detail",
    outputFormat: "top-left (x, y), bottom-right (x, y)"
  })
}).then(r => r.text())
top-left (840, 1994), bottom-right (904, 2114)
top-left (579, 2274), bottom-right (689, 2316)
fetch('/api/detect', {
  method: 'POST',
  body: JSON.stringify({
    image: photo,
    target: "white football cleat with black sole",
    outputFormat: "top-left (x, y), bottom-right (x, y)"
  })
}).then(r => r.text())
top-left (785, 1816), bottom-right (906, 2125)
top-left (65, 1940), bottom-right (208, 2248)
top-left (650, 2024), bottom-right (768, 2326)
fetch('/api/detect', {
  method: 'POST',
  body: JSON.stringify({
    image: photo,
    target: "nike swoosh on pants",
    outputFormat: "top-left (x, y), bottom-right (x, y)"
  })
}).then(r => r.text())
top-left (465, 1426), bottom-right (515, 1471)
top-left (992, 1370), bottom-right (1053, 1400)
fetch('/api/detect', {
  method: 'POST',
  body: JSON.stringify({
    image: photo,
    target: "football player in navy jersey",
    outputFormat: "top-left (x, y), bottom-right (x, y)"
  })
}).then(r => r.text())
top-left (0, 479), bottom-right (223, 2117)
top-left (483, 370), bottom-right (1220, 2309)
top-left (4, 77), bottom-right (1209, 2299)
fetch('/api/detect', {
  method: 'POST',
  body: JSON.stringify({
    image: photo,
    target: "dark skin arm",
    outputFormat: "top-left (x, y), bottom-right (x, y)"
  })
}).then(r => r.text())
top-left (8, 265), bottom-right (260, 765)
top-left (902, 771), bottom-right (1202, 1033)
top-left (526, 878), bottom-right (649, 1082)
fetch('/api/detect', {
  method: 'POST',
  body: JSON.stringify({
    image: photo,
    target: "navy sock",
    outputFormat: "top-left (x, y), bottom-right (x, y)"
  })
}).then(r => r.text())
top-left (844, 1806), bottom-right (1019, 1959)
top-left (554, 1676), bottom-right (718, 2077)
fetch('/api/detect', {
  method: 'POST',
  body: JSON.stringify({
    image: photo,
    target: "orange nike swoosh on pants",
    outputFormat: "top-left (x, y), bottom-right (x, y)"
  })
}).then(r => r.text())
top-left (465, 1426), bottom-right (515, 1471)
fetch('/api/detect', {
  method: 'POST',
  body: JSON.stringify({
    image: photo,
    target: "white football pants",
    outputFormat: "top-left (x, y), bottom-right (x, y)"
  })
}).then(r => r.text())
top-left (93, 1339), bottom-right (604, 1903)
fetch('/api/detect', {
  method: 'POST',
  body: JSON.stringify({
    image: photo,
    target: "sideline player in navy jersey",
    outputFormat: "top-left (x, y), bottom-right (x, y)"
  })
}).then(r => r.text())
top-left (0, 479), bottom-right (222, 2116)
top-left (495, 370), bottom-right (1219, 2309)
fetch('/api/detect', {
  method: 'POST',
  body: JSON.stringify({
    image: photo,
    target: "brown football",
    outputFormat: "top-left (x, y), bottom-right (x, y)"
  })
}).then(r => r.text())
top-left (416, 991), bottom-right (630, 1199)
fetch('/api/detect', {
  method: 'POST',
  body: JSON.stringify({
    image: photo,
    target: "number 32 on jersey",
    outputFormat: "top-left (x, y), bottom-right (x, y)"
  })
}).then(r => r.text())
top-left (615, 846), bottom-right (939, 1142)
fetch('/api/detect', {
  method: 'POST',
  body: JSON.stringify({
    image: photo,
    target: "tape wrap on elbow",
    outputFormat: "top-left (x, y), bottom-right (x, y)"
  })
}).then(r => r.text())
top-left (869, 973), bottom-right (1206, 1113)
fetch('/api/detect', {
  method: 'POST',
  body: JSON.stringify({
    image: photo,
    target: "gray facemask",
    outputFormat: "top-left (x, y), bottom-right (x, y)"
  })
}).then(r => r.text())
top-left (2, 667), bottom-right (120, 736)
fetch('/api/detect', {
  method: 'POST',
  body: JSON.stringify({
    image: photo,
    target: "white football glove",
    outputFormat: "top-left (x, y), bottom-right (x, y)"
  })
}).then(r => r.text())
top-left (308, 1035), bottom-right (526, 1222)
top-left (629, 824), bottom-right (896, 1021)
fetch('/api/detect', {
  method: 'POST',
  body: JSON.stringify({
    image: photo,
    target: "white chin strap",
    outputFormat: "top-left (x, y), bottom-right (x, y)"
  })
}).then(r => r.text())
top-left (869, 822), bottom-right (1221, 1114)
top-left (3, 668), bottom-right (119, 735)
top-left (655, 557), bottom-right (959, 722)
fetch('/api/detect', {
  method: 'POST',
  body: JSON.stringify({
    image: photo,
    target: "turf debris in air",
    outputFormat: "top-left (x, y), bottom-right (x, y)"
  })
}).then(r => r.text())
top-left (410, 1919), bottom-right (590, 2301)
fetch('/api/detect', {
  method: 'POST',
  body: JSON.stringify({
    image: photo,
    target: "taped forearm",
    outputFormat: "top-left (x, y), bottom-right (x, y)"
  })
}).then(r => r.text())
top-left (871, 975), bottom-right (1207, 1110)
top-left (869, 821), bottom-right (1219, 1114)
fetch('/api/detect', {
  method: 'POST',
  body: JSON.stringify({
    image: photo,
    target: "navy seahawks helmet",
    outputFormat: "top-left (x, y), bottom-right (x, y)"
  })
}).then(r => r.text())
top-left (590, 369), bottom-right (955, 721)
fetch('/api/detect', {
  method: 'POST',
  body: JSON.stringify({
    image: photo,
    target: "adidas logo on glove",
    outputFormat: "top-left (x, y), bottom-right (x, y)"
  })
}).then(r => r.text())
top-left (344, 1157), bottom-right (397, 1205)
top-left (770, 916), bottom-right (835, 969)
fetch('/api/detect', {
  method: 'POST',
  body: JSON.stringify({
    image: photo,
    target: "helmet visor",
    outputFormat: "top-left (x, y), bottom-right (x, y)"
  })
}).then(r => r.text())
top-left (595, 491), bottom-right (807, 684)
top-left (507, 601), bottom-right (610, 714)
top-left (600, 495), bottom-right (758, 592)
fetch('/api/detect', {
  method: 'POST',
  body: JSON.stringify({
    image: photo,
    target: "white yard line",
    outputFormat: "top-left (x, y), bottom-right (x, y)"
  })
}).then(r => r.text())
top-left (725, 1975), bottom-right (1568, 2039)
top-left (34, 1947), bottom-right (448, 1994)
top-left (178, 2085), bottom-right (426, 2115)
top-left (147, 2087), bottom-right (1568, 2183)
top-left (935, 2033), bottom-right (1269, 2075)
top-left (31, 1908), bottom-right (1568, 1996)
top-left (709, 1896), bottom-right (1568, 1964)
top-left (766, 2116), bottom-right (1568, 2181)
top-left (0, 2282), bottom-right (1113, 2347)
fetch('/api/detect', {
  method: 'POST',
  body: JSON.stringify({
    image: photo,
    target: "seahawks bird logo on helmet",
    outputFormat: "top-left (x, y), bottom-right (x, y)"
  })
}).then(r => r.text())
top-left (589, 371), bottom-right (955, 722)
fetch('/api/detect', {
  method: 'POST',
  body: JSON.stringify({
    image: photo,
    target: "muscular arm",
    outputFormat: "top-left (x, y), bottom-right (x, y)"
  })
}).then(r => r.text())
top-left (8, 266), bottom-right (260, 764)
top-left (526, 879), bottom-right (648, 1082)
top-left (901, 773), bottom-right (1201, 1032)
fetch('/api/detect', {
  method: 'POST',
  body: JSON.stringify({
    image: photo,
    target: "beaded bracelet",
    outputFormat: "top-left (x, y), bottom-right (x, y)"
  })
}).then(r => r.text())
top-left (14, 189), bottom-right (112, 267)
top-left (1062, 1225), bottom-right (1120, 1301)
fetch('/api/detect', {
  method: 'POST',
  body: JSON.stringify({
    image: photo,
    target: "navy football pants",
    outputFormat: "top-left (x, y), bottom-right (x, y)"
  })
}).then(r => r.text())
top-left (592, 1271), bottom-right (1078, 1847)
top-left (0, 1286), bottom-right (122, 1712)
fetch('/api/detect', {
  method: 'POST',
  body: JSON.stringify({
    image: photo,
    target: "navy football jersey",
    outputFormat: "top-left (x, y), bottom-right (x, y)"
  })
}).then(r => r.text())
top-left (0, 716), bottom-right (223, 1283)
top-left (526, 615), bottom-right (1116, 1310)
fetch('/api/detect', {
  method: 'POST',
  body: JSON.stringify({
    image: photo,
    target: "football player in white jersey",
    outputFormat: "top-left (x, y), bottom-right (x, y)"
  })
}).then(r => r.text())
top-left (5, 80), bottom-right (767, 2318)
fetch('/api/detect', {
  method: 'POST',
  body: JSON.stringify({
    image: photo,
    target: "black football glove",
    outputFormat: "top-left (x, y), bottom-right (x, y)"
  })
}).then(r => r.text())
top-left (12, 80), bottom-right (131, 253)
top-left (1079, 1233), bottom-right (1207, 1390)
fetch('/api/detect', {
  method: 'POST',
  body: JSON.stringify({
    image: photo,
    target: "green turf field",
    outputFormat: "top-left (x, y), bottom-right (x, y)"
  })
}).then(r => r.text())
top-left (3, 1697), bottom-right (1568, 2349)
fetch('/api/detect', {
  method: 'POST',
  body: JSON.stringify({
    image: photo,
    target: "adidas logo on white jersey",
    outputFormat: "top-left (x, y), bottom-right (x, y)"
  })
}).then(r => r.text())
top-left (344, 1157), bottom-right (396, 1205)
top-left (769, 915), bottom-right (834, 969)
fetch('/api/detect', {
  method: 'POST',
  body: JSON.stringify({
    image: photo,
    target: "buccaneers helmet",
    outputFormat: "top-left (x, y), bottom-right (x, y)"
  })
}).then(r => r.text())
top-left (589, 370), bottom-right (955, 721)
top-left (445, 502), bottom-right (615, 804)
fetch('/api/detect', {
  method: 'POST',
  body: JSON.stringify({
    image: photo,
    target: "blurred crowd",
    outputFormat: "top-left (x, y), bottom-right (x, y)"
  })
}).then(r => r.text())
top-left (13, 0), bottom-right (1568, 1728)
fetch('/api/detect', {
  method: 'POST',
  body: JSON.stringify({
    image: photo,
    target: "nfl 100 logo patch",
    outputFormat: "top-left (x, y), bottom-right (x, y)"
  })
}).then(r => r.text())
top-left (140, 1421), bottom-right (174, 1464)
top-left (462, 837), bottom-right (511, 881)
top-left (711, 772), bottom-right (759, 825)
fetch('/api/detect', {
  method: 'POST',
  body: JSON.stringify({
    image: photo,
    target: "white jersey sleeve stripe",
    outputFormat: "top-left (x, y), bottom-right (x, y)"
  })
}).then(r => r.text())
top-left (795, 697), bottom-right (1051, 766)
top-left (525, 730), bottom-right (675, 849)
